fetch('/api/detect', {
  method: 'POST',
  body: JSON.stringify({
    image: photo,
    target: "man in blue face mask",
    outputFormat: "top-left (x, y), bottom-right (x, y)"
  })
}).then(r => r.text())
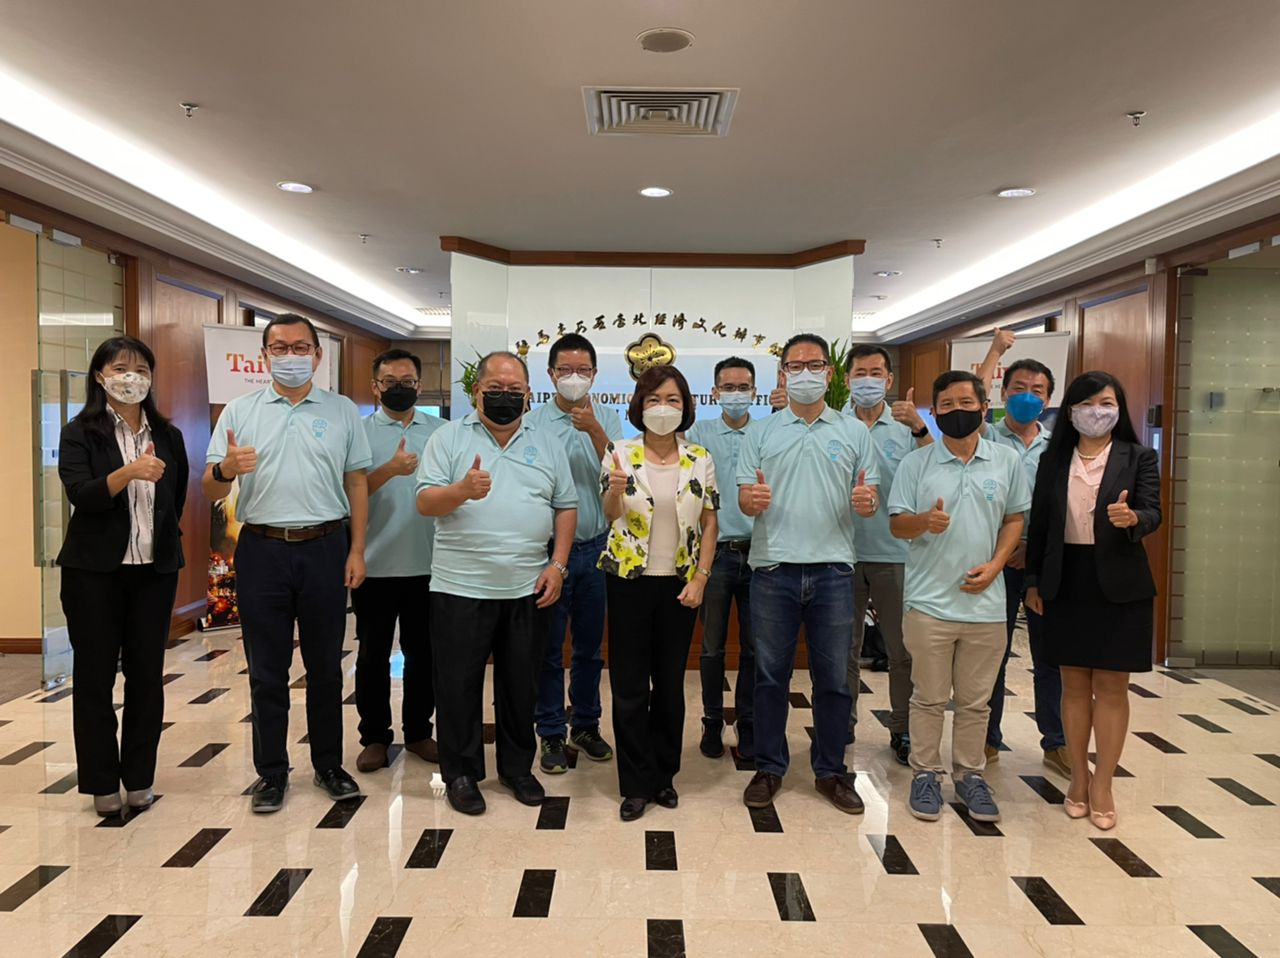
top-left (974, 330), bottom-right (1068, 780)
top-left (204, 314), bottom-right (373, 814)
top-left (687, 357), bottom-right (759, 761)
top-left (843, 345), bottom-right (933, 767)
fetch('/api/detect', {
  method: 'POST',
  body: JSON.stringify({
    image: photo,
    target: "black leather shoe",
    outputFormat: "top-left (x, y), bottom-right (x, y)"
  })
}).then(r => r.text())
top-left (252, 775), bottom-right (288, 814)
top-left (700, 720), bottom-right (724, 758)
top-left (816, 773), bottom-right (865, 815)
top-left (655, 787), bottom-right (679, 809)
top-left (313, 767), bottom-right (362, 801)
top-left (619, 797), bottom-right (648, 822)
top-left (743, 770), bottom-right (782, 808)
top-left (499, 774), bottom-right (545, 806)
top-left (447, 776), bottom-right (486, 815)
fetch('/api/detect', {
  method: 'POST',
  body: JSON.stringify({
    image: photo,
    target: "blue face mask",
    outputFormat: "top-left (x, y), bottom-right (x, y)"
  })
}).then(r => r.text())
top-left (1005, 391), bottom-right (1045, 424)
top-left (719, 393), bottom-right (753, 418)
top-left (849, 376), bottom-right (887, 409)
top-left (270, 354), bottom-right (316, 388)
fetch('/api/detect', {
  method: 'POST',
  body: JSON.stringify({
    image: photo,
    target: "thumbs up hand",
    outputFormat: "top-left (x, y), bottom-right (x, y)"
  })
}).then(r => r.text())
top-left (221, 428), bottom-right (257, 478)
top-left (460, 454), bottom-right (491, 500)
top-left (388, 435), bottom-right (419, 476)
top-left (925, 497), bottom-right (950, 534)
top-left (746, 468), bottom-right (772, 514)
top-left (1107, 489), bottom-right (1137, 529)
top-left (851, 468), bottom-right (877, 517)
top-left (605, 451), bottom-right (628, 497)
top-left (891, 386), bottom-right (926, 432)
top-left (129, 440), bottom-right (166, 483)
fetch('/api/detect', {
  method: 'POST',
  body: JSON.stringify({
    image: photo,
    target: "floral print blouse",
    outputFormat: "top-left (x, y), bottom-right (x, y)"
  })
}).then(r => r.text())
top-left (596, 438), bottom-right (719, 582)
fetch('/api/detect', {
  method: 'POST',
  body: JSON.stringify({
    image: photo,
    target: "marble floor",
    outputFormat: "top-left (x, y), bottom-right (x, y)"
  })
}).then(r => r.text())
top-left (0, 624), bottom-right (1277, 958)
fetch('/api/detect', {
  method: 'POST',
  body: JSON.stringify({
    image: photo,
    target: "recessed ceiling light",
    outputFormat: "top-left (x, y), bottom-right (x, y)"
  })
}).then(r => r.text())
top-left (639, 186), bottom-right (672, 198)
top-left (637, 27), bottom-right (695, 53)
top-left (395, 266), bottom-right (424, 274)
top-left (996, 187), bottom-right (1036, 199)
top-left (869, 294), bottom-right (890, 301)
top-left (276, 181), bottom-right (314, 194)
top-left (872, 270), bottom-right (902, 278)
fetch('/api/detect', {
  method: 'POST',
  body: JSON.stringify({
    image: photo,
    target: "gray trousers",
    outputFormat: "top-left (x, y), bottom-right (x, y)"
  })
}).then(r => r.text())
top-left (846, 561), bottom-right (911, 738)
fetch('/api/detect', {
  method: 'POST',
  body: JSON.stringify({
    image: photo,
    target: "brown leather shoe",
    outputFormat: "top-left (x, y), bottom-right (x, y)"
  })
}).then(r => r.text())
top-left (743, 770), bottom-right (782, 808)
top-left (356, 743), bottom-right (388, 773)
top-left (404, 738), bottom-right (439, 763)
top-left (815, 774), bottom-right (864, 815)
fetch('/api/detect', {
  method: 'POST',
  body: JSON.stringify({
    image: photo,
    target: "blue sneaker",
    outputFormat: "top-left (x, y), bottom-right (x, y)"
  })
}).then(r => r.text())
top-left (955, 773), bottom-right (1001, 822)
top-left (908, 771), bottom-right (943, 821)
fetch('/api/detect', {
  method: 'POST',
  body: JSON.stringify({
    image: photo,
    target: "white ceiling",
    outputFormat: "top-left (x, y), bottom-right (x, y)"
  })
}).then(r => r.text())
top-left (3, 0), bottom-right (1280, 340)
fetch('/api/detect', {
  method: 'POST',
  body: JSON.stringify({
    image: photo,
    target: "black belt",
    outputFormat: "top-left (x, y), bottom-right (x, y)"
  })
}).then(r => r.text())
top-left (718, 539), bottom-right (751, 553)
top-left (243, 520), bottom-right (344, 543)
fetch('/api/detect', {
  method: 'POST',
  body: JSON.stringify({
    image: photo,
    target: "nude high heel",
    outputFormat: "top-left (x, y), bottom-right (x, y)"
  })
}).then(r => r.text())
top-left (1064, 797), bottom-right (1090, 820)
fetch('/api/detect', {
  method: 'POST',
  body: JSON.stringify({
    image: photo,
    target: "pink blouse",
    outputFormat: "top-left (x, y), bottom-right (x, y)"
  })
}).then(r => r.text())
top-left (1064, 443), bottom-right (1112, 544)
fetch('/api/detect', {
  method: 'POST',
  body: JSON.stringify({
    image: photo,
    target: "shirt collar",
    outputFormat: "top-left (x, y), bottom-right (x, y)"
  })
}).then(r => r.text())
top-left (109, 405), bottom-right (150, 435)
top-left (264, 384), bottom-right (323, 405)
top-left (994, 415), bottom-right (1048, 446)
top-left (374, 407), bottom-right (426, 427)
top-left (781, 404), bottom-right (841, 427)
top-left (935, 435), bottom-right (993, 464)
top-left (464, 411), bottom-right (534, 441)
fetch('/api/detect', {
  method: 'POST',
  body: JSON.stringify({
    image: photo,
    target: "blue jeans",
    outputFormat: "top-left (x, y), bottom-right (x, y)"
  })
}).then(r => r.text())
top-left (535, 533), bottom-right (608, 739)
top-left (698, 545), bottom-right (755, 726)
top-left (987, 564), bottom-right (1064, 750)
top-left (751, 562), bottom-right (855, 779)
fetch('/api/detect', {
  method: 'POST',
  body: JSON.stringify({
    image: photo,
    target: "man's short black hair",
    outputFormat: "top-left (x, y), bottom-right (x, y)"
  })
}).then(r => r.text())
top-left (848, 344), bottom-right (893, 373)
top-left (780, 333), bottom-right (830, 364)
top-left (714, 356), bottom-right (755, 384)
top-left (548, 333), bottom-right (597, 369)
top-left (476, 350), bottom-right (529, 383)
top-left (1003, 357), bottom-right (1055, 398)
top-left (371, 347), bottom-right (421, 378)
top-left (932, 369), bottom-right (988, 406)
top-left (261, 312), bottom-right (320, 349)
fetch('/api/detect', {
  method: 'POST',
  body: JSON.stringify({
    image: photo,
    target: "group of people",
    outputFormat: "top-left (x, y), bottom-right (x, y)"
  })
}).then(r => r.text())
top-left (57, 315), bottom-right (1160, 831)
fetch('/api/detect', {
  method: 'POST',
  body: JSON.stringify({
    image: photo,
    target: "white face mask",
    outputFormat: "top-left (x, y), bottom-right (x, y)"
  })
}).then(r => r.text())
top-left (785, 369), bottom-right (827, 405)
top-left (100, 372), bottom-right (151, 405)
top-left (642, 404), bottom-right (682, 436)
top-left (555, 373), bottom-right (592, 403)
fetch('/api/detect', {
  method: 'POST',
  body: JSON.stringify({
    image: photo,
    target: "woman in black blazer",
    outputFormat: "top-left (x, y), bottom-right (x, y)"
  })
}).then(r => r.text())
top-left (1025, 371), bottom-right (1160, 831)
top-left (58, 335), bottom-right (188, 817)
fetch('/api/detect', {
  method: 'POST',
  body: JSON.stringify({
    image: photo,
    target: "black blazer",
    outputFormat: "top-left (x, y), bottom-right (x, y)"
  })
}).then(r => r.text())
top-left (1025, 440), bottom-right (1160, 604)
top-left (56, 416), bottom-right (189, 574)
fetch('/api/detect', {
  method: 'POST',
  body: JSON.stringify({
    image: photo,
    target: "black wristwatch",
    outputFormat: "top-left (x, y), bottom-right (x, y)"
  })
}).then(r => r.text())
top-left (212, 462), bottom-right (229, 483)
top-left (911, 424), bottom-right (930, 439)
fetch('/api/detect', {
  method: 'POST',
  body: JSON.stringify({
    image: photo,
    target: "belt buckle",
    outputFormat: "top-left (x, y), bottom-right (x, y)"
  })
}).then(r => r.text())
top-left (282, 527), bottom-right (297, 542)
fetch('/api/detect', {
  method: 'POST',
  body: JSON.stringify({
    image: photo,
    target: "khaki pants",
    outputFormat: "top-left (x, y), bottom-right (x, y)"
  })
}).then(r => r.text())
top-left (903, 609), bottom-right (1005, 779)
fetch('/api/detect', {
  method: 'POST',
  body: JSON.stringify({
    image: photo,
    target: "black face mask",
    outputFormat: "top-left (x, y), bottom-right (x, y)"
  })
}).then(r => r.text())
top-left (380, 384), bottom-right (419, 413)
top-left (935, 408), bottom-right (983, 439)
top-left (482, 391), bottom-right (524, 426)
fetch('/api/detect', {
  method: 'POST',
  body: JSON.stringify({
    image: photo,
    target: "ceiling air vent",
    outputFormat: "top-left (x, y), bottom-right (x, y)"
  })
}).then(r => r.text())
top-left (583, 87), bottom-right (738, 137)
top-left (415, 306), bottom-right (452, 319)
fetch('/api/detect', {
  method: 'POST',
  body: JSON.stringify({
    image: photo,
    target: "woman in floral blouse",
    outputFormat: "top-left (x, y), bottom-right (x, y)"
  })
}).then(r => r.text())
top-left (599, 365), bottom-right (719, 821)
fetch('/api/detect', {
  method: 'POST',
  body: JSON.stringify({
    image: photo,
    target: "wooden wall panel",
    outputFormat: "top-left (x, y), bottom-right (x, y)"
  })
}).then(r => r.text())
top-left (1079, 289), bottom-right (1152, 436)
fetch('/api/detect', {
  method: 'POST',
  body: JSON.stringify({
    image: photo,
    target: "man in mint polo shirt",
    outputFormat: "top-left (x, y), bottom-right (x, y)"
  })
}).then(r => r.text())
top-left (687, 356), bottom-right (760, 761)
top-left (351, 348), bottom-right (444, 775)
top-left (888, 370), bottom-right (1031, 825)
top-left (417, 351), bottom-right (577, 816)
top-left (204, 313), bottom-right (372, 814)
top-left (737, 333), bottom-right (880, 816)
top-left (843, 344), bottom-right (933, 766)
top-left (975, 330), bottom-right (1068, 777)
top-left (526, 334), bottom-right (622, 774)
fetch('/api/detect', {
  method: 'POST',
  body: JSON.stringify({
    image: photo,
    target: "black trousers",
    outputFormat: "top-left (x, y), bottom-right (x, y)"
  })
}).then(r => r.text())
top-left (61, 564), bottom-right (178, 795)
top-left (430, 591), bottom-right (541, 784)
top-left (606, 575), bottom-right (697, 800)
top-left (235, 527), bottom-right (349, 778)
top-left (351, 574), bottom-right (435, 746)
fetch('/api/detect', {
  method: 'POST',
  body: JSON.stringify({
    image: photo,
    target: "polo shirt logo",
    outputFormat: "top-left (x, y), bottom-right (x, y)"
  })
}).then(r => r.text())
top-left (311, 418), bottom-right (329, 440)
top-left (981, 478), bottom-right (998, 501)
top-left (883, 439), bottom-right (901, 459)
top-left (825, 439), bottom-right (843, 462)
top-left (522, 445), bottom-right (539, 464)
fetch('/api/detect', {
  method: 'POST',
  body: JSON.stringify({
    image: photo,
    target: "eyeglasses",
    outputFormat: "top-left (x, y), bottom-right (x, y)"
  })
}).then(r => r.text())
top-left (376, 377), bottom-right (420, 390)
top-left (716, 383), bottom-right (754, 393)
top-left (481, 389), bottom-right (526, 400)
top-left (553, 366), bottom-right (595, 378)
top-left (266, 342), bottom-right (316, 357)
top-left (782, 360), bottom-right (829, 374)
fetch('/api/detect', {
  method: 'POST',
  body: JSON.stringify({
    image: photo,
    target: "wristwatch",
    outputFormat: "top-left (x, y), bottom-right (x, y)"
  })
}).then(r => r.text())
top-left (911, 424), bottom-right (930, 439)
top-left (550, 559), bottom-right (568, 576)
top-left (696, 567), bottom-right (712, 579)
top-left (212, 462), bottom-right (229, 483)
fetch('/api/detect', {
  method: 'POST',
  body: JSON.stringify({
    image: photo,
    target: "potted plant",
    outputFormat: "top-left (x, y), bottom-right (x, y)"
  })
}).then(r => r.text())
top-left (455, 350), bottom-right (483, 407)
top-left (825, 337), bottom-right (852, 411)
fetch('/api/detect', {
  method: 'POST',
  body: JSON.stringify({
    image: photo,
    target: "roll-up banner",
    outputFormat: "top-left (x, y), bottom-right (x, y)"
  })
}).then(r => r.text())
top-left (950, 330), bottom-right (1071, 418)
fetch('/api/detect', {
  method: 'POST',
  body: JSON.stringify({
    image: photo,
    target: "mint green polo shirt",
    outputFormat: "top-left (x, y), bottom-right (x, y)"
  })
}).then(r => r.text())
top-left (525, 399), bottom-right (622, 541)
top-left (416, 414), bottom-right (578, 600)
top-left (207, 385), bottom-right (372, 526)
top-left (987, 416), bottom-right (1051, 539)
top-left (735, 405), bottom-right (880, 568)
top-left (846, 404), bottom-right (914, 564)
top-left (363, 408), bottom-right (445, 578)
top-left (887, 438), bottom-right (1032, 623)
top-left (688, 414), bottom-right (754, 542)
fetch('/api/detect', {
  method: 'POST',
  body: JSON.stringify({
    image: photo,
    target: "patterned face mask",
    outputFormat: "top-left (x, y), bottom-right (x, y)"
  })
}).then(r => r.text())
top-left (100, 372), bottom-right (151, 404)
